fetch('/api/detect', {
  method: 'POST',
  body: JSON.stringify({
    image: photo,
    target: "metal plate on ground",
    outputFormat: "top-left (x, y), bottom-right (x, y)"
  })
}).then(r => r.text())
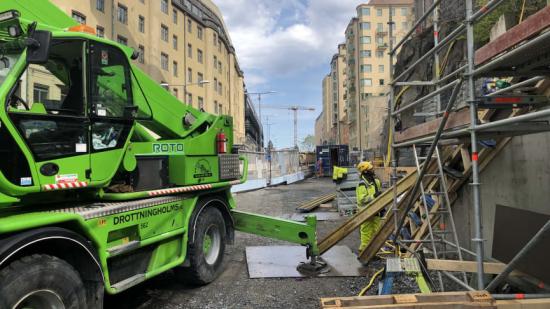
top-left (245, 245), bottom-right (367, 278)
top-left (286, 212), bottom-right (341, 222)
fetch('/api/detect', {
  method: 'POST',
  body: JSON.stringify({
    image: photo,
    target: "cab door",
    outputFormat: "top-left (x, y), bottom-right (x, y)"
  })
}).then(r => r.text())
top-left (87, 42), bottom-right (134, 183)
top-left (7, 39), bottom-right (91, 190)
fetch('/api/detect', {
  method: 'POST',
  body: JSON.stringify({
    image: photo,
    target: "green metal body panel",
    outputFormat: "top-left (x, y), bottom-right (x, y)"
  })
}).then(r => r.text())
top-left (0, 1), bottom-right (321, 298)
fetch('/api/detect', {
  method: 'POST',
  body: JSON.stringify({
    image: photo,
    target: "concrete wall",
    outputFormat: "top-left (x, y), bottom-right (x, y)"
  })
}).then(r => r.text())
top-left (452, 129), bottom-right (550, 258)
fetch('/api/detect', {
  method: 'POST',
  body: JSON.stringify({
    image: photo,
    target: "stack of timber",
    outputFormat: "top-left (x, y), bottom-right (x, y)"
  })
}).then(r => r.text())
top-left (296, 193), bottom-right (336, 213)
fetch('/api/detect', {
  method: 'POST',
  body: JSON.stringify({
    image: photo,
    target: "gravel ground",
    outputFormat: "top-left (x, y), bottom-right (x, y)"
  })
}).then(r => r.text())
top-left (105, 178), bottom-right (446, 309)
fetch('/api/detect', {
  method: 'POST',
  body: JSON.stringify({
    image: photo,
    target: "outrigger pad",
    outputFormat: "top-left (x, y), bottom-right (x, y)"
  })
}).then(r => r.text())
top-left (245, 246), bottom-right (368, 278)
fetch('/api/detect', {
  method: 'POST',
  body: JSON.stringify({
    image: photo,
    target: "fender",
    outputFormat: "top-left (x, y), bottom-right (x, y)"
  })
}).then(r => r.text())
top-left (0, 227), bottom-right (102, 276)
top-left (188, 195), bottom-right (234, 245)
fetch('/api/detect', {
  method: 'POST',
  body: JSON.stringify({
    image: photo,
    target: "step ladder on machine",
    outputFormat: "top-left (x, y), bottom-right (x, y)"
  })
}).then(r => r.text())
top-left (412, 144), bottom-right (468, 291)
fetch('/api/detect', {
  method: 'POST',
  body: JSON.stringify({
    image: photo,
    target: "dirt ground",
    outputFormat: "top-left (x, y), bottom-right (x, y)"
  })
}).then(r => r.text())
top-left (104, 178), bottom-right (393, 308)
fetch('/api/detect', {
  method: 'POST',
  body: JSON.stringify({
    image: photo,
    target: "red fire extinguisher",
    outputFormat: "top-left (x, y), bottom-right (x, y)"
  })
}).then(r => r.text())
top-left (216, 131), bottom-right (227, 154)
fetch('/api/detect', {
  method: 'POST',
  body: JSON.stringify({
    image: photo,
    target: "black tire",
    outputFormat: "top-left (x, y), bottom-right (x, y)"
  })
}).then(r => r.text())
top-left (0, 254), bottom-right (87, 309)
top-left (175, 207), bottom-right (227, 285)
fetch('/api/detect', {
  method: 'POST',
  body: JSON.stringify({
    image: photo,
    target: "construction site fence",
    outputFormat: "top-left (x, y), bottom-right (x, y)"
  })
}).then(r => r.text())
top-left (232, 149), bottom-right (307, 193)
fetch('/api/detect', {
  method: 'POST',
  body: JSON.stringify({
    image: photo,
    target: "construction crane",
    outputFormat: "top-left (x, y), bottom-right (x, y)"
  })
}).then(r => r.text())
top-left (264, 105), bottom-right (315, 148)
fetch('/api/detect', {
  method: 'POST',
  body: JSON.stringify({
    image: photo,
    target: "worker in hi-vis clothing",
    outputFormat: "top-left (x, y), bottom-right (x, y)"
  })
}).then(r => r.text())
top-left (356, 161), bottom-right (383, 252)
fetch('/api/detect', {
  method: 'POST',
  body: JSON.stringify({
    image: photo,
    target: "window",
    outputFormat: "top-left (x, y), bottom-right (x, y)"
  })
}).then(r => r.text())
top-left (173, 61), bottom-right (178, 77)
top-left (214, 78), bottom-right (218, 92)
top-left (117, 35), bottom-right (127, 46)
top-left (197, 49), bottom-right (203, 63)
top-left (96, 0), bottom-right (105, 12)
top-left (218, 82), bottom-right (222, 95)
top-left (377, 8), bottom-right (382, 16)
top-left (361, 7), bottom-right (370, 16)
top-left (360, 50), bottom-right (371, 58)
top-left (360, 36), bottom-right (371, 44)
top-left (218, 40), bottom-right (222, 52)
top-left (360, 64), bottom-right (372, 73)
top-left (139, 16), bottom-right (145, 33)
top-left (161, 24), bottom-right (169, 42)
top-left (96, 26), bottom-right (105, 38)
top-left (378, 65), bottom-right (384, 72)
top-left (401, 7), bottom-right (408, 16)
top-left (197, 26), bottom-right (203, 39)
top-left (376, 50), bottom-right (384, 58)
top-left (33, 84), bottom-right (49, 104)
top-left (187, 44), bottom-right (192, 58)
top-left (72, 11), bottom-right (86, 24)
top-left (390, 7), bottom-right (395, 16)
top-left (117, 4), bottom-right (127, 24)
top-left (187, 19), bottom-right (192, 33)
top-left (213, 33), bottom-right (217, 45)
top-left (173, 8), bottom-right (178, 24)
top-left (138, 45), bottom-right (145, 64)
top-left (187, 93), bottom-right (193, 106)
top-left (361, 78), bottom-right (372, 86)
top-left (161, 53), bottom-right (169, 71)
top-left (173, 35), bottom-right (178, 50)
top-left (161, 0), bottom-right (168, 14)
top-left (173, 88), bottom-right (179, 99)
top-left (361, 93), bottom-right (372, 100)
top-left (218, 61), bottom-right (222, 73)
top-left (213, 56), bottom-right (217, 69)
top-left (214, 101), bottom-right (218, 114)
top-left (377, 23), bottom-right (383, 31)
top-left (187, 68), bottom-right (193, 83)
top-left (377, 36), bottom-right (384, 44)
top-left (197, 72), bottom-right (204, 86)
top-left (198, 97), bottom-right (204, 110)
top-left (379, 79), bottom-right (385, 85)
top-left (360, 22), bottom-right (370, 30)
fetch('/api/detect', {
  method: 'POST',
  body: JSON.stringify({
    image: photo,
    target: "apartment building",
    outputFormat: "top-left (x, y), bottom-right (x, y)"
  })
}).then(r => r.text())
top-left (50, 0), bottom-right (247, 144)
top-left (346, 0), bottom-right (413, 152)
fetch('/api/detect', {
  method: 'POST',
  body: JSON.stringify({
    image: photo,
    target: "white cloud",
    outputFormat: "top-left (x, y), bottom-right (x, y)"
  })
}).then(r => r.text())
top-left (214, 0), bottom-right (361, 78)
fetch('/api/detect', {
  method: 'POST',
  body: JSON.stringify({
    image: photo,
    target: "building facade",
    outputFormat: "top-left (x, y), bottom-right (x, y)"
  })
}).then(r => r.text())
top-left (346, 0), bottom-right (413, 152)
top-left (50, 0), bottom-right (250, 144)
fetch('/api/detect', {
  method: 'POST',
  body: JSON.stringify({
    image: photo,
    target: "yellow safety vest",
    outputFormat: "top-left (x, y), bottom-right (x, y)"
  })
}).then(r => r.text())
top-left (356, 176), bottom-right (381, 208)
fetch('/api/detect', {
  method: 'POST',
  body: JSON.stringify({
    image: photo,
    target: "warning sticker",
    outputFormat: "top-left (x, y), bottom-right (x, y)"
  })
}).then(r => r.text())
top-left (55, 174), bottom-right (78, 184)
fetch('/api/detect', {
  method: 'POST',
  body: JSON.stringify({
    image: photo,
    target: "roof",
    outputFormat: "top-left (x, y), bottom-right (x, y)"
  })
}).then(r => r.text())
top-left (365, 0), bottom-right (414, 5)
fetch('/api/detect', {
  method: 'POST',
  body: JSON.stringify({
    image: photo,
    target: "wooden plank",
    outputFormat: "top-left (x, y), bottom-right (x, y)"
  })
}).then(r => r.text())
top-left (395, 108), bottom-right (471, 143)
top-left (318, 167), bottom-right (418, 254)
top-left (321, 291), bottom-right (495, 308)
top-left (475, 6), bottom-right (550, 65)
top-left (497, 299), bottom-right (550, 309)
top-left (425, 259), bottom-right (507, 274)
top-left (296, 193), bottom-right (336, 213)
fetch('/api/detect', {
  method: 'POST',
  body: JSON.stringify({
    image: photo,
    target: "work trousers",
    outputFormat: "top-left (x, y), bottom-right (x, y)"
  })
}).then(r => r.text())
top-left (359, 215), bottom-right (381, 252)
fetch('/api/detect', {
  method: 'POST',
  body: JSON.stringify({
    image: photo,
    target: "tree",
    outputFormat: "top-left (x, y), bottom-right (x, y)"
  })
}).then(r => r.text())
top-left (300, 135), bottom-right (316, 152)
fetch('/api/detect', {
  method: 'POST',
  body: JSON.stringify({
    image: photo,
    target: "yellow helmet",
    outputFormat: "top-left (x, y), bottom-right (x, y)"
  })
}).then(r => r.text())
top-left (357, 161), bottom-right (374, 174)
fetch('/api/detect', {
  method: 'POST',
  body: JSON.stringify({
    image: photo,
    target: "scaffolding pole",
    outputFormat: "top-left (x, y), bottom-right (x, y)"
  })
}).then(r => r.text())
top-left (388, 6), bottom-right (399, 238)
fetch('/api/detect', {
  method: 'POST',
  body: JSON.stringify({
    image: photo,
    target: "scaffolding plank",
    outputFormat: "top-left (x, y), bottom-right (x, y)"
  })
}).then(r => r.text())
top-left (425, 259), bottom-right (508, 274)
top-left (395, 108), bottom-right (471, 144)
top-left (317, 168), bottom-right (418, 254)
top-left (475, 6), bottom-right (550, 66)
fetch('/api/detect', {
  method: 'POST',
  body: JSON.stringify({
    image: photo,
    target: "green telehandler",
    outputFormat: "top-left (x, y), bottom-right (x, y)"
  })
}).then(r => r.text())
top-left (0, 1), bottom-right (324, 307)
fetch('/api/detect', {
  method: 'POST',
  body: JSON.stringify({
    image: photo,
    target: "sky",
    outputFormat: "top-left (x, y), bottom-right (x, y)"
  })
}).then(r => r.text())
top-left (214, 0), bottom-right (363, 149)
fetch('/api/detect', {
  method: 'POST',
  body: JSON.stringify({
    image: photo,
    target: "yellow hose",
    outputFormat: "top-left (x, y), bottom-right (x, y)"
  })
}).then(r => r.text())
top-left (358, 267), bottom-right (385, 296)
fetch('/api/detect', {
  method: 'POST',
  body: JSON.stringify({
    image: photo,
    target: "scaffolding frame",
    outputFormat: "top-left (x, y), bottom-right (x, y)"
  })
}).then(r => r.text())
top-left (387, 0), bottom-right (550, 291)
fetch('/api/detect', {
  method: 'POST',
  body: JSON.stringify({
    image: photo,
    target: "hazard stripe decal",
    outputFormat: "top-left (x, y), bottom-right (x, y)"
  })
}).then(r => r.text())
top-left (148, 184), bottom-right (214, 197)
top-left (43, 181), bottom-right (89, 191)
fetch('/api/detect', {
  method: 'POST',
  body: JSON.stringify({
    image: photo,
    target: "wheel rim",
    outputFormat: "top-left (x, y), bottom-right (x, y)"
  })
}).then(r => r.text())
top-left (14, 289), bottom-right (65, 309)
top-left (203, 224), bottom-right (221, 265)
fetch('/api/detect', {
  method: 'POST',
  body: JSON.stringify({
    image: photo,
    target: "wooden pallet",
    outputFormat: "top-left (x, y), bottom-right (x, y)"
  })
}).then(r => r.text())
top-left (321, 291), bottom-right (496, 308)
top-left (321, 291), bottom-right (550, 308)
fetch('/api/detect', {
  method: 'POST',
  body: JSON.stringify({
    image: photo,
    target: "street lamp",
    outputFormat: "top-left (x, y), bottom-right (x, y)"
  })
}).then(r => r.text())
top-left (160, 80), bottom-right (210, 105)
top-left (246, 91), bottom-right (276, 122)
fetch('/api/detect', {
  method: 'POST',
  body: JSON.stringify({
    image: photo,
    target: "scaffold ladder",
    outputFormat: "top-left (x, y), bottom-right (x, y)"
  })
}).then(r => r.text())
top-left (412, 144), bottom-right (467, 291)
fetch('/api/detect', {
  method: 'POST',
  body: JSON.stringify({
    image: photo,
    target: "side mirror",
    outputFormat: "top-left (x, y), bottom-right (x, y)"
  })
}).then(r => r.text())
top-left (27, 30), bottom-right (52, 64)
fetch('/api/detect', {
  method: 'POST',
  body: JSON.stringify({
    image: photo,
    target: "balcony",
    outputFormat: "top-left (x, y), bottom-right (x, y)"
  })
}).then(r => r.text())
top-left (377, 43), bottom-right (388, 50)
top-left (376, 30), bottom-right (388, 36)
